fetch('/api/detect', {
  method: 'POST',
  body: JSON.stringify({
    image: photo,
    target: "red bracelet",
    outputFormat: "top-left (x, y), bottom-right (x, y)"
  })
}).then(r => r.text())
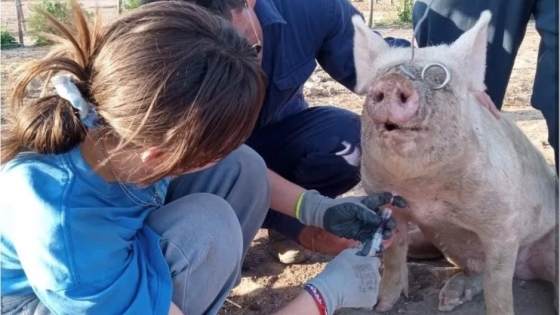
top-left (303, 283), bottom-right (328, 315)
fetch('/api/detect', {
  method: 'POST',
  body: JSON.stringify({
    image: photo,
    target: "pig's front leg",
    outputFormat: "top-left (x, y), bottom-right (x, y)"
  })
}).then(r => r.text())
top-left (375, 215), bottom-right (409, 312)
top-left (481, 234), bottom-right (519, 315)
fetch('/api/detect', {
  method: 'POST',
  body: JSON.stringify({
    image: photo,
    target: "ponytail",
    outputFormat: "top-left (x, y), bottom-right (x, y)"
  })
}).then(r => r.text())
top-left (1, 0), bottom-right (102, 163)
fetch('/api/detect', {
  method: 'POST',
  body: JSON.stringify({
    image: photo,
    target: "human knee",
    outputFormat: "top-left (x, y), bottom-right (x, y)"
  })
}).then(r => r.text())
top-left (228, 145), bottom-right (269, 180)
top-left (291, 107), bottom-right (361, 196)
top-left (321, 105), bottom-right (361, 139)
top-left (223, 144), bottom-right (271, 200)
top-left (148, 193), bottom-right (244, 265)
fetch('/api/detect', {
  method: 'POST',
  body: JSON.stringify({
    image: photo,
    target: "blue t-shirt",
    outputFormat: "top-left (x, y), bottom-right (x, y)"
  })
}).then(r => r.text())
top-left (0, 147), bottom-right (172, 315)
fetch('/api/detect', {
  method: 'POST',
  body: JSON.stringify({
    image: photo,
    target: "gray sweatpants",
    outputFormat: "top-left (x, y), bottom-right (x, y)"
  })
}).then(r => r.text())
top-left (412, 0), bottom-right (559, 174)
top-left (1, 145), bottom-right (271, 315)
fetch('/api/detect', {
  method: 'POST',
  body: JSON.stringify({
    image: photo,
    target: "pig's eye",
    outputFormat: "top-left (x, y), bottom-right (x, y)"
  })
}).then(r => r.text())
top-left (421, 63), bottom-right (451, 90)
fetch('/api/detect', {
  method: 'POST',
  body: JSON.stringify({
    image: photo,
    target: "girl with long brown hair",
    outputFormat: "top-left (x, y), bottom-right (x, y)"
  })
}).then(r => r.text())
top-left (0, 1), bottom-right (399, 314)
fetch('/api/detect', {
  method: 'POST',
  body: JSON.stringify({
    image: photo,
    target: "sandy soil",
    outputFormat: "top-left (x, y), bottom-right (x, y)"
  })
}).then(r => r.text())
top-left (1, 1), bottom-right (556, 315)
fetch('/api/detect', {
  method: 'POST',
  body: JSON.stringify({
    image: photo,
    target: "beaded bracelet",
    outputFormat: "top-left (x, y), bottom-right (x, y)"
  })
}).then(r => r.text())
top-left (303, 283), bottom-right (328, 315)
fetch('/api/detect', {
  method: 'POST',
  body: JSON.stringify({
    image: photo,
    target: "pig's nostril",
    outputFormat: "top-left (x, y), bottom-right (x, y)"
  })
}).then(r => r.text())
top-left (399, 92), bottom-right (409, 104)
top-left (373, 92), bottom-right (384, 102)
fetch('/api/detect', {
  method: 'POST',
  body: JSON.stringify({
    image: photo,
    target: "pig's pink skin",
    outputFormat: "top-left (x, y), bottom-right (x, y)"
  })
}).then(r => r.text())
top-left (351, 11), bottom-right (559, 315)
top-left (366, 73), bottom-right (420, 127)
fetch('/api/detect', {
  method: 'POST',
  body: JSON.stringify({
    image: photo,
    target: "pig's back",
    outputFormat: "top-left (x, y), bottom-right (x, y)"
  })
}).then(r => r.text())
top-left (474, 110), bottom-right (558, 242)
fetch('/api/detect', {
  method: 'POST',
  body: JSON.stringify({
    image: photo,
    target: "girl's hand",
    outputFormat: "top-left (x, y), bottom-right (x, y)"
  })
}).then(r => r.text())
top-left (304, 247), bottom-right (383, 315)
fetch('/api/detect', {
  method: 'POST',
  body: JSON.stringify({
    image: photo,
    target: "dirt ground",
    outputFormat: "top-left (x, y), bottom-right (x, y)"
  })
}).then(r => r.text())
top-left (0, 1), bottom-right (556, 315)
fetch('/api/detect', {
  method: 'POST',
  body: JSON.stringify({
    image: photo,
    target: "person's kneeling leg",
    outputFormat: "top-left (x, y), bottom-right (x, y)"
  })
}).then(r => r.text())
top-left (165, 144), bottom-right (271, 264)
top-left (146, 193), bottom-right (243, 315)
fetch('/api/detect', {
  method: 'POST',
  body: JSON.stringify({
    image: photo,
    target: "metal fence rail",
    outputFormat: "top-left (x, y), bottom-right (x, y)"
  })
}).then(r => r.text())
top-left (0, 0), bottom-right (400, 48)
top-left (1, 0), bottom-right (122, 48)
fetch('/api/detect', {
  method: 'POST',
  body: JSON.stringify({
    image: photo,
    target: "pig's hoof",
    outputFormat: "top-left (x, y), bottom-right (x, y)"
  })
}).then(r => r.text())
top-left (438, 272), bottom-right (483, 312)
top-left (375, 283), bottom-right (405, 312)
top-left (375, 301), bottom-right (395, 312)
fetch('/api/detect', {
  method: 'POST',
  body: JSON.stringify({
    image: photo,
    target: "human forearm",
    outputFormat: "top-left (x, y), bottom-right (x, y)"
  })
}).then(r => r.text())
top-left (268, 169), bottom-right (306, 218)
top-left (272, 291), bottom-right (321, 315)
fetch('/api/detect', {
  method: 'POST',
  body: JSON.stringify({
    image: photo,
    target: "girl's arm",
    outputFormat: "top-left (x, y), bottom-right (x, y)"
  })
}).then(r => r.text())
top-left (272, 292), bottom-right (321, 315)
top-left (268, 169), bottom-right (306, 218)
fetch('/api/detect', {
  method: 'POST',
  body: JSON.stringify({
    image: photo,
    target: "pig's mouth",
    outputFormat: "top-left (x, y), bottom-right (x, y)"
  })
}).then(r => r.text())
top-left (383, 121), bottom-right (424, 132)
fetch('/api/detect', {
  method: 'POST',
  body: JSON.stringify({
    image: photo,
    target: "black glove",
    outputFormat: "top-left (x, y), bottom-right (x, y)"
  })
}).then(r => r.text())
top-left (296, 190), bottom-right (407, 249)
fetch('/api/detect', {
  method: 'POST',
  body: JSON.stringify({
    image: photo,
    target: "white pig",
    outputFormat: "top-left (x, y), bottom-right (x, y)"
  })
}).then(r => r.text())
top-left (352, 10), bottom-right (559, 315)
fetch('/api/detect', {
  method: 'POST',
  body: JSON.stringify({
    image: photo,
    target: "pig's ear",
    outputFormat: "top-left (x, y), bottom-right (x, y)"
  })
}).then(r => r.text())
top-left (448, 10), bottom-right (492, 91)
top-left (352, 14), bottom-right (390, 95)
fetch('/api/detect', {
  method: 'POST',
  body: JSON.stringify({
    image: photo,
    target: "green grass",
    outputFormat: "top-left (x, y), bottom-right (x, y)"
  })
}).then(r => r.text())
top-left (373, 0), bottom-right (413, 28)
top-left (1, 28), bottom-right (19, 49)
top-left (123, 0), bottom-right (142, 11)
top-left (28, 0), bottom-right (92, 46)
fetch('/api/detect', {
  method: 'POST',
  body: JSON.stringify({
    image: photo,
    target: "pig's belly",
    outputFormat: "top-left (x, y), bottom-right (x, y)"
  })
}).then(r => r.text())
top-left (410, 216), bottom-right (486, 274)
top-left (410, 210), bottom-right (552, 280)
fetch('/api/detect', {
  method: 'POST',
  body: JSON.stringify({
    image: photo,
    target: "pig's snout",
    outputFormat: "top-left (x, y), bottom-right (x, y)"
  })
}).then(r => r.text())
top-left (367, 73), bottom-right (420, 126)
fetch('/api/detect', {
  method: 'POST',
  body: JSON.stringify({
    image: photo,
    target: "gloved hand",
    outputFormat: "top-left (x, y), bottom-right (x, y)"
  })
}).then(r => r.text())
top-left (304, 247), bottom-right (383, 315)
top-left (296, 190), bottom-right (407, 249)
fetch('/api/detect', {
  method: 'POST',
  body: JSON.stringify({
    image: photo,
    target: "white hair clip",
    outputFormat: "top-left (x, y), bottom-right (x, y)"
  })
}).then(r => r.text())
top-left (51, 75), bottom-right (101, 129)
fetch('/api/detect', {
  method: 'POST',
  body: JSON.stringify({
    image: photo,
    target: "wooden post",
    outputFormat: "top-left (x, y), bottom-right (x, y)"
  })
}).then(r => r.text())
top-left (117, 0), bottom-right (123, 14)
top-left (17, 0), bottom-right (26, 32)
top-left (14, 0), bottom-right (24, 46)
top-left (368, 0), bottom-right (374, 27)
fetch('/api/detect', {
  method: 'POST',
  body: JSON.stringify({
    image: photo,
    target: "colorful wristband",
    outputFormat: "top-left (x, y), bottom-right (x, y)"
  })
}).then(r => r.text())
top-left (303, 283), bottom-right (328, 315)
top-left (294, 191), bottom-right (305, 220)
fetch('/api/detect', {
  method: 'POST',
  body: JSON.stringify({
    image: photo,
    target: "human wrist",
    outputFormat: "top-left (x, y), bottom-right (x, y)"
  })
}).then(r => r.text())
top-left (303, 283), bottom-right (328, 315)
top-left (295, 190), bottom-right (328, 227)
top-left (294, 191), bottom-right (306, 220)
top-left (271, 291), bottom-right (323, 315)
top-left (304, 277), bottom-right (338, 315)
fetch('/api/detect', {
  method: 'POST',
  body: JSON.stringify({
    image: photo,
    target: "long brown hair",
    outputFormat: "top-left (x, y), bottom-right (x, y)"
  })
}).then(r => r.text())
top-left (1, 0), bottom-right (266, 185)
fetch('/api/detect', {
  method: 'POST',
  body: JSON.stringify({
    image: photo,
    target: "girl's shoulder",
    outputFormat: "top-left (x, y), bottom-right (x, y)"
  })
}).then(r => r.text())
top-left (1, 150), bottom-right (73, 190)
top-left (1, 150), bottom-right (75, 215)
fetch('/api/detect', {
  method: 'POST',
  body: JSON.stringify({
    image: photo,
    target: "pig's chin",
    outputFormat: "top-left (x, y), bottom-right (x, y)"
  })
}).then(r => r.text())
top-left (374, 120), bottom-right (427, 156)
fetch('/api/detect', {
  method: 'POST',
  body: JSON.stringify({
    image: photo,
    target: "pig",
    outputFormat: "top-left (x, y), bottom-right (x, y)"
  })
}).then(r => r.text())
top-left (351, 10), bottom-right (559, 315)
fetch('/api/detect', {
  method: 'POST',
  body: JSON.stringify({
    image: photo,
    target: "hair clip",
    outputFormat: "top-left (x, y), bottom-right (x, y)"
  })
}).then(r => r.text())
top-left (51, 75), bottom-right (101, 129)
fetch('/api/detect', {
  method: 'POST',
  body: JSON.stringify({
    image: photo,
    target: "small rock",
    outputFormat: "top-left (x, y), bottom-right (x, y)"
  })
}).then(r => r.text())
top-left (307, 88), bottom-right (321, 97)
top-left (329, 86), bottom-right (338, 95)
top-left (309, 75), bottom-right (321, 83)
top-left (230, 278), bottom-right (265, 298)
top-left (248, 302), bottom-right (261, 312)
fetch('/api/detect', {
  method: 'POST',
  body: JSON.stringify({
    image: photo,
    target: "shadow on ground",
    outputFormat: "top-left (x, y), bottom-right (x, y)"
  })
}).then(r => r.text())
top-left (220, 233), bottom-right (557, 315)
